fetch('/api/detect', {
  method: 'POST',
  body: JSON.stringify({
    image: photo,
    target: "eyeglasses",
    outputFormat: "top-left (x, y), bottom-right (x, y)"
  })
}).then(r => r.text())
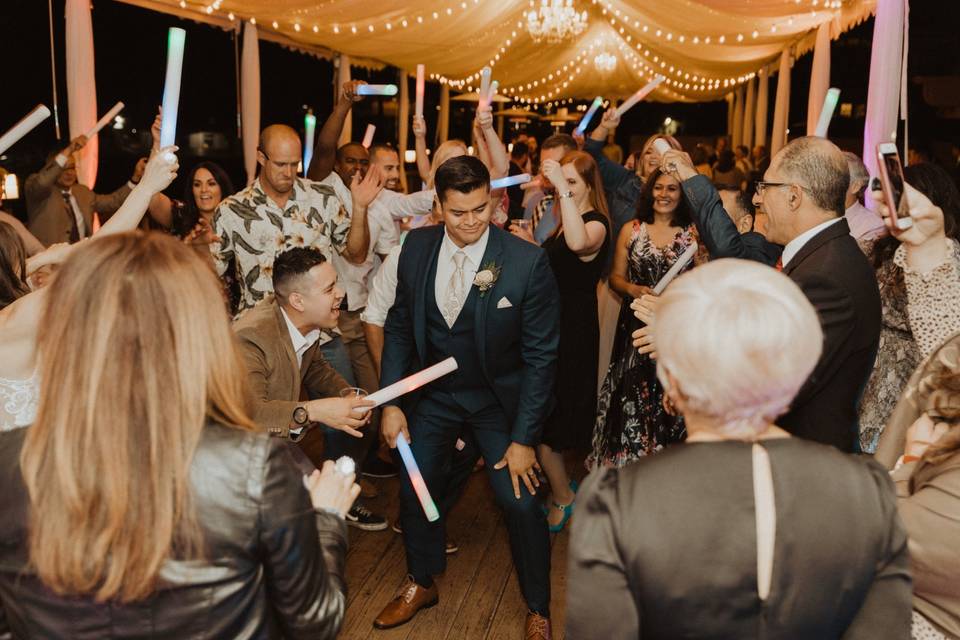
top-left (754, 181), bottom-right (812, 197)
top-left (258, 148), bottom-right (299, 171)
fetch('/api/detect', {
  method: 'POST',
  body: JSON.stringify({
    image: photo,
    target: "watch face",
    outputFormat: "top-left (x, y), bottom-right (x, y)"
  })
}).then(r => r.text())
top-left (293, 407), bottom-right (309, 425)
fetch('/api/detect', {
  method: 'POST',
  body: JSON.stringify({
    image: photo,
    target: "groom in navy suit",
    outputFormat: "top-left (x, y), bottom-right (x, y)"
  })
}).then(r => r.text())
top-left (375, 156), bottom-right (559, 639)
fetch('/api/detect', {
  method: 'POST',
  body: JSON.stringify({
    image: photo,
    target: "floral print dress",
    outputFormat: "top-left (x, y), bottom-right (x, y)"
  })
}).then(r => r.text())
top-left (588, 221), bottom-right (697, 469)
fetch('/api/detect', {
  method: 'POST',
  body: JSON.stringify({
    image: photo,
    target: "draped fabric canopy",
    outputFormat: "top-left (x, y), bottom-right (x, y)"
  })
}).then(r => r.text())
top-left (119, 0), bottom-right (876, 104)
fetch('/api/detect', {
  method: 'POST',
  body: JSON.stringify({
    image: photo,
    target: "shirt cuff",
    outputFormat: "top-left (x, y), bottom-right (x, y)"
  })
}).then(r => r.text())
top-left (55, 154), bottom-right (68, 167)
top-left (127, 181), bottom-right (138, 190)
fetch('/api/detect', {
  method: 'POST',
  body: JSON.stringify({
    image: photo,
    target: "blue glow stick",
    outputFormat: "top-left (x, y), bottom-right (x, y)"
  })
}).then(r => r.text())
top-left (813, 88), bottom-right (841, 138)
top-left (303, 112), bottom-right (316, 174)
top-left (356, 84), bottom-right (398, 96)
top-left (159, 28), bottom-right (186, 148)
top-left (491, 173), bottom-right (531, 189)
top-left (576, 96), bottom-right (603, 135)
top-left (397, 435), bottom-right (440, 521)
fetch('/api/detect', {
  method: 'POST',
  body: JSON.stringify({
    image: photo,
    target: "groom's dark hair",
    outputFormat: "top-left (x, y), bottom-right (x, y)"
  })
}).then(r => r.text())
top-left (435, 155), bottom-right (490, 203)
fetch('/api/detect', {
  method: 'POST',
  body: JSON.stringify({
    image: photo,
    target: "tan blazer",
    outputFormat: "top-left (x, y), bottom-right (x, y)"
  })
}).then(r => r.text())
top-left (233, 297), bottom-right (348, 433)
top-left (24, 158), bottom-right (131, 246)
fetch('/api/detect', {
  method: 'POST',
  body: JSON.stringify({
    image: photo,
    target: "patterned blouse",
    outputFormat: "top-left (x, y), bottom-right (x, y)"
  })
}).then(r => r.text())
top-left (894, 238), bottom-right (960, 358)
top-left (210, 178), bottom-right (352, 313)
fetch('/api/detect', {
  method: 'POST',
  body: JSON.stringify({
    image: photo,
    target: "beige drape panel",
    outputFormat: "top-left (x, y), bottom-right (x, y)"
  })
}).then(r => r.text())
top-left (439, 84), bottom-right (450, 143)
top-left (66, 0), bottom-right (97, 188)
top-left (743, 77), bottom-right (756, 151)
top-left (771, 50), bottom-right (791, 156)
top-left (398, 69), bottom-right (410, 192)
top-left (337, 54), bottom-right (352, 146)
top-left (725, 93), bottom-right (735, 137)
top-left (241, 21), bottom-right (260, 186)
top-left (806, 22), bottom-right (832, 136)
top-left (732, 86), bottom-right (745, 148)
top-left (755, 67), bottom-right (769, 149)
top-left (863, 0), bottom-right (908, 180)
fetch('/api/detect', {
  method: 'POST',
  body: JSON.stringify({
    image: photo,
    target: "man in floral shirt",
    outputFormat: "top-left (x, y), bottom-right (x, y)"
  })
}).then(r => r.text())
top-left (211, 124), bottom-right (377, 314)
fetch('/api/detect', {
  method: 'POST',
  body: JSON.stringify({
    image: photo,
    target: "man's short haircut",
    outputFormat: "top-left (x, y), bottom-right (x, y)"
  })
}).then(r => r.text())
top-left (435, 155), bottom-right (490, 203)
top-left (541, 134), bottom-right (577, 154)
top-left (272, 247), bottom-right (327, 304)
top-left (369, 143), bottom-right (399, 162)
top-left (777, 137), bottom-right (849, 217)
top-left (510, 143), bottom-right (529, 161)
top-left (719, 186), bottom-right (756, 221)
top-left (336, 142), bottom-right (368, 162)
top-left (842, 151), bottom-right (870, 198)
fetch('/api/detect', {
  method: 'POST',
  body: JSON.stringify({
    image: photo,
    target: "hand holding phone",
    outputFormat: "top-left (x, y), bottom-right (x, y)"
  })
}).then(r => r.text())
top-left (876, 143), bottom-right (913, 232)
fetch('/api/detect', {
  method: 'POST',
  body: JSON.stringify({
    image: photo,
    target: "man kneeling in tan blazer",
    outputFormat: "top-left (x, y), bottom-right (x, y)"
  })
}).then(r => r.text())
top-left (234, 246), bottom-right (387, 530)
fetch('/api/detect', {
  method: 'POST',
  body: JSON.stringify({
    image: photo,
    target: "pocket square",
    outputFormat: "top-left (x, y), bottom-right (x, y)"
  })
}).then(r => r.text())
top-left (497, 296), bottom-right (513, 309)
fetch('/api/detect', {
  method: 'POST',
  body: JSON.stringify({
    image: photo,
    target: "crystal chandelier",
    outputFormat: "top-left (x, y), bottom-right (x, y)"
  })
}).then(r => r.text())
top-left (526, 0), bottom-right (588, 45)
top-left (594, 52), bottom-right (617, 73)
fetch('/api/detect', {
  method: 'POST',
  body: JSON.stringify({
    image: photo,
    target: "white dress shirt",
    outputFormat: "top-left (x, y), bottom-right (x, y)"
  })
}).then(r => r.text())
top-left (435, 226), bottom-right (489, 322)
top-left (361, 245), bottom-right (402, 327)
top-left (781, 217), bottom-right (844, 269)
top-left (280, 307), bottom-right (321, 368)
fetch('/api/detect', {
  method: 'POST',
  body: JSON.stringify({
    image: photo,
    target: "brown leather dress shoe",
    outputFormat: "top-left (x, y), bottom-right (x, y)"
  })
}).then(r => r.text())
top-left (373, 577), bottom-right (439, 629)
top-left (525, 612), bottom-right (552, 640)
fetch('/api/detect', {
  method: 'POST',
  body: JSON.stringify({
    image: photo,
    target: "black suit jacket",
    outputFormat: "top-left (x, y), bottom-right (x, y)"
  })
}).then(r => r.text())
top-left (780, 218), bottom-right (882, 451)
top-left (381, 224), bottom-right (560, 446)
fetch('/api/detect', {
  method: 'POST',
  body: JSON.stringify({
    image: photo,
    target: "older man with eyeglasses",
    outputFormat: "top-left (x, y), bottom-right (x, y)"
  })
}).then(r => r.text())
top-left (656, 137), bottom-right (881, 453)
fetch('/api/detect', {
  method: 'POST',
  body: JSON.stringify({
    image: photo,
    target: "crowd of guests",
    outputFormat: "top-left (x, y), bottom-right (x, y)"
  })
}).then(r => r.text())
top-left (0, 74), bottom-right (959, 640)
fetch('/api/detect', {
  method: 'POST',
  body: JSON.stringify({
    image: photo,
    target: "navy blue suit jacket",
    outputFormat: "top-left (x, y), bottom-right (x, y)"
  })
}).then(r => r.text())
top-left (381, 224), bottom-right (560, 446)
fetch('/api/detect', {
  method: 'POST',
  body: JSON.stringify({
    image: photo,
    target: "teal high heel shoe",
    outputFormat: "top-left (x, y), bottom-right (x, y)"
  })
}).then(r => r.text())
top-left (547, 480), bottom-right (579, 533)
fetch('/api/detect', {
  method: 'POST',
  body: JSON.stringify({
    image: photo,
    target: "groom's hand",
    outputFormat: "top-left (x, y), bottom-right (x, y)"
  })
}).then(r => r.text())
top-left (382, 406), bottom-right (410, 448)
top-left (494, 443), bottom-right (541, 499)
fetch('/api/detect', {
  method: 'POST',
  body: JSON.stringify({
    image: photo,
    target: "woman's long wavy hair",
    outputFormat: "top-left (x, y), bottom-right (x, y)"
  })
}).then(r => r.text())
top-left (21, 231), bottom-right (257, 603)
top-left (560, 150), bottom-right (610, 223)
top-left (635, 169), bottom-right (693, 228)
top-left (0, 221), bottom-right (29, 309)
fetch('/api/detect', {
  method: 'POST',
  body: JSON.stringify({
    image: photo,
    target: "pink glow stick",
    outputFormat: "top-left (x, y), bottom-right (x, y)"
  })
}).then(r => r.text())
top-left (415, 64), bottom-right (425, 117)
top-left (615, 75), bottom-right (665, 118)
top-left (84, 101), bottom-right (125, 140)
top-left (361, 124), bottom-right (375, 148)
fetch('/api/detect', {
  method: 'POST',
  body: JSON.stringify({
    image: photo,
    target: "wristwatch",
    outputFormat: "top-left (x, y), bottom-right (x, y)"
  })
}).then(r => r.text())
top-left (559, 190), bottom-right (574, 199)
top-left (293, 405), bottom-right (309, 426)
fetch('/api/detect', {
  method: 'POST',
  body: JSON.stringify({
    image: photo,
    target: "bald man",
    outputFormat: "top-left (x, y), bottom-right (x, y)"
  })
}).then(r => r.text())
top-left (211, 123), bottom-right (372, 314)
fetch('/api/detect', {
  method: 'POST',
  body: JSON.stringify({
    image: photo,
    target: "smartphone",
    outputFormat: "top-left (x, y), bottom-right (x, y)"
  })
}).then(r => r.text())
top-left (876, 143), bottom-right (913, 231)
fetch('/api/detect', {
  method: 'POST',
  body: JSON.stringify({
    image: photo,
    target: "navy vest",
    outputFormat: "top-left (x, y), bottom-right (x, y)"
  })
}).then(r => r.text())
top-left (424, 252), bottom-right (497, 412)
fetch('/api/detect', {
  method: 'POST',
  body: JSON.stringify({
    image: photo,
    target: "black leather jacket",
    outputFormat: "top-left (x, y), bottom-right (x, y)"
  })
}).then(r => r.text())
top-left (0, 423), bottom-right (348, 639)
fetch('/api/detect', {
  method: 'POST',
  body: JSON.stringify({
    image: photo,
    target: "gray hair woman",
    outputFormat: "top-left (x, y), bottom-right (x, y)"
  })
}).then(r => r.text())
top-left (567, 259), bottom-right (912, 639)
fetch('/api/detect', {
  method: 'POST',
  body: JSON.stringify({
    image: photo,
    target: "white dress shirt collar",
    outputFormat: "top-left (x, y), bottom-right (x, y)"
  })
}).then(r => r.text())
top-left (280, 307), bottom-right (321, 367)
top-left (781, 217), bottom-right (844, 269)
top-left (439, 225), bottom-right (489, 269)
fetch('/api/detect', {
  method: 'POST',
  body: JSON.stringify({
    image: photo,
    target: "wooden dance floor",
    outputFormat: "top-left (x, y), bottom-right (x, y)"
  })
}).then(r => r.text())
top-left (339, 465), bottom-right (574, 639)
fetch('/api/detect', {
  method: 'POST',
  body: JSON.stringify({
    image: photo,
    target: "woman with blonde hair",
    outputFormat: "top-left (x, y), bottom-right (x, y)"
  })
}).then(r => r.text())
top-left (568, 259), bottom-right (912, 638)
top-left (0, 232), bottom-right (358, 638)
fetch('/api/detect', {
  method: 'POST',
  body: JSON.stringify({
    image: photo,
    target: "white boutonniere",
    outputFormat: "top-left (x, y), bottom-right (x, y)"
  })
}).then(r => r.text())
top-left (473, 261), bottom-right (502, 297)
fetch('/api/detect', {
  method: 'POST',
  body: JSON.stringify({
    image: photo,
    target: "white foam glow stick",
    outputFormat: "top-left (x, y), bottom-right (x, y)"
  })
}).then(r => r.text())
top-left (365, 357), bottom-right (459, 408)
top-left (361, 124), bottom-right (376, 148)
top-left (159, 28), bottom-right (186, 148)
top-left (478, 66), bottom-right (492, 109)
top-left (303, 112), bottom-right (316, 174)
top-left (357, 84), bottom-right (398, 96)
top-left (576, 96), bottom-right (603, 135)
top-left (84, 102), bottom-right (125, 140)
top-left (652, 241), bottom-right (698, 295)
top-left (397, 435), bottom-right (441, 521)
top-left (615, 76), bottom-right (665, 118)
top-left (814, 88), bottom-right (841, 138)
top-left (0, 104), bottom-right (51, 156)
top-left (491, 173), bottom-right (531, 189)
top-left (415, 64), bottom-right (425, 117)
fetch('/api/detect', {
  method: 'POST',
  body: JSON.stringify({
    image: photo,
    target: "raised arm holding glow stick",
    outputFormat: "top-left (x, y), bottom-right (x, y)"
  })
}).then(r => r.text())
top-left (415, 64), bottom-right (425, 117)
top-left (813, 88), bottom-right (841, 138)
top-left (491, 173), bottom-right (531, 189)
top-left (84, 102), bottom-right (125, 140)
top-left (576, 96), bottom-right (603, 135)
top-left (361, 124), bottom-right (376, 149)
top-left (615, 75), bottom-right (665, 118)
top-left (159, 27), bottom-right (186, 148)
top-left (357, 84), bottom-right (398, 96)
top-left (0, 104), bottom-right (51, 156)
top-left (478, 66), bottom-right (492, 110)
top-left (652, 241), bottom-right (698, 295)
top-left (303, 112), bottom-right (316, 175)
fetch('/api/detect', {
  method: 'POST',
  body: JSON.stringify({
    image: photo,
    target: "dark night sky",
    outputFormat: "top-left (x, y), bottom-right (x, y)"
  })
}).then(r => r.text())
top-left (1, 0), bottom-right (957, 219)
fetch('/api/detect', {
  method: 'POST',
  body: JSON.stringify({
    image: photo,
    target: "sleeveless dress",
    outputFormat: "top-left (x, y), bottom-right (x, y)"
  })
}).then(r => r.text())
top-left (541, 211), bottom-right (610, 451)
top-left (0, 371), bottom-right (39, 431)
top-left (588, 222), bottom-right (696, 468)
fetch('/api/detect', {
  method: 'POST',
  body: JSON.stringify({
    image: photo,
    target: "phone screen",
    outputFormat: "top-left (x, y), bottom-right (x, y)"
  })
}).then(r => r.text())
top-left (881, 151), bottom-right (909, 220)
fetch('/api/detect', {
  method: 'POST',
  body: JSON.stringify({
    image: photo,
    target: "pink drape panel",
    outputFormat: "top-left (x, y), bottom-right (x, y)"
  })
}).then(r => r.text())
top-left (771, 51), bottom-right (792, 156)
top-left (337, 54), bottom-right (352, 147)
top-left (398, 69), bottom-right (410, 192)
top-left (863, 0), bottom-right (908, 180)
top-left (439, 84), bottom-right (450, 143)
top-left (806, 22), bottom-right (832, 136)
top-left (743, 76), bottom-right (756, 150)
top-left (732, 86), bottom-right (745, 147)
top-left (65, 0), bottom-right (97, 188)
top-left (241, 22), bottom-right (260, 186)
top-left (755, 67), bottom-right (769, 148)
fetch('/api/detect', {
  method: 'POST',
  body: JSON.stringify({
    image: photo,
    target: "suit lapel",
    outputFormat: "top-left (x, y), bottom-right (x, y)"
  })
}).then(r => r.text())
top-left (272, 302), bottom-right (301, 396)
top-left (416, 228), bottom-right (444, 364)
top-left (784, 218), bottom-right (850, 276)
top-left (474, 227), bottom-right (504, 384)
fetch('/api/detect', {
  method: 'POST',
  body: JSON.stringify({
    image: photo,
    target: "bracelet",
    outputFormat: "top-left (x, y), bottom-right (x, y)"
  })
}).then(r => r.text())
top-left (559, 191), bottom-right (574, 199)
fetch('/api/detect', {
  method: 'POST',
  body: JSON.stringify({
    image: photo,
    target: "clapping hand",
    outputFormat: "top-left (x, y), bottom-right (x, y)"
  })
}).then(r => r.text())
top-left (303, 460), bottom-right (361, 518)
top-left (494, 442), bottom-right (541, 499)
top-left (350, 164), bottom-right (385, 208)
top-left (183, 217), bottom-right (220, 247)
